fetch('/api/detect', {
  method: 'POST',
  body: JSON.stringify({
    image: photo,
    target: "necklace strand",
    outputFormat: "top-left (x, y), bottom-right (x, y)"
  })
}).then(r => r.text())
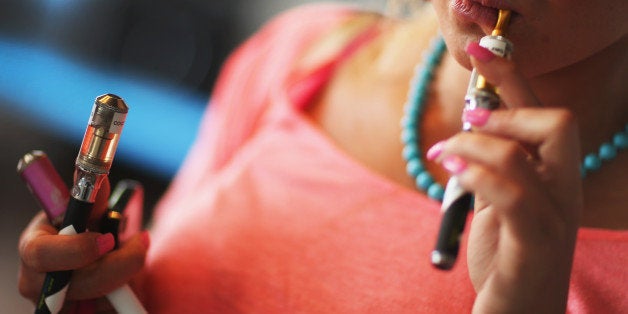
top-left (401, 36), bottom-right (628, 202)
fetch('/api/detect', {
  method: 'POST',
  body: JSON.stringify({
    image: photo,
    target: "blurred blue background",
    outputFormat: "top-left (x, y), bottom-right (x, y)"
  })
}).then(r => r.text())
top-left (0, 0), bottom-right (240, 179)
top-left (0, 38), bottom-right (208, 178)
top-left (0, 0), bottom-right (375, 311)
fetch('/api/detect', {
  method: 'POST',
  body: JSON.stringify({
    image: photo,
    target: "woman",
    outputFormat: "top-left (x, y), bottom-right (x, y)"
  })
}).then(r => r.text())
top-left (18, 0), bottom-right (627, 312)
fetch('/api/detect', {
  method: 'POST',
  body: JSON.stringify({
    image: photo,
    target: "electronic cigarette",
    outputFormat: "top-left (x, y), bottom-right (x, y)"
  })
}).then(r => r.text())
top-left (431, 10), bottom-right (513, 270)
top-left (97, 180), bottom-right (148, 313)
top-left (17, 151), bottom-right (69, 228)
top-left (100, 180), bottom-right (144, 248)
top-left (35, 94), bottom-right (128, 314)
top-left (101, 179), bottom-right (148, 314)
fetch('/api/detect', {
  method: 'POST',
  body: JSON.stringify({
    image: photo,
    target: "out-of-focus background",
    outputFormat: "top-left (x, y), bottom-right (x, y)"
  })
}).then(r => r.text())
top-left (0, 0), bottom-right (382, 311)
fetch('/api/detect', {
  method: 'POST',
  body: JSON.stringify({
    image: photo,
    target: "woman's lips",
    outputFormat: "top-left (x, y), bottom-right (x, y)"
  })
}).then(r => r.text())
top-left (451, 0), bottom-right (517, 32)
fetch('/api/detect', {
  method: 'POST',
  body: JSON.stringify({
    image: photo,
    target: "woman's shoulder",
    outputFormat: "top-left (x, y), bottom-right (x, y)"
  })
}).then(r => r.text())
top-left (291, 5), bottom-right (383, 74)
top-left (217, 4), bottom-right (441, 91)
top-left (220, 3), bottom-right (383, 77)
top-left (212, 3), bottom-right (378, 94)
top-left (298, 4), bottom-right (440, 64)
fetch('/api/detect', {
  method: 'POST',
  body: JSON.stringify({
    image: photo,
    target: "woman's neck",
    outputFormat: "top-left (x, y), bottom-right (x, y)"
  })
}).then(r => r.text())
top-left (522, 36), bottom-right (628, 229)
top-left (528, 36), bottom-right (628, 155)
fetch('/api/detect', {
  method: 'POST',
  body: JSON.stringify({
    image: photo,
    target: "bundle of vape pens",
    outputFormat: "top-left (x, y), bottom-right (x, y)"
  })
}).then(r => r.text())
top-left (17, 94), bottom-right (147, 314)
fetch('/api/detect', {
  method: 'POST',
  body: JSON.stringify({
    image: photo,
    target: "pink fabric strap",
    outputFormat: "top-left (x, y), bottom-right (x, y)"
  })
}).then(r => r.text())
top-left (288, 23), bottom-right (381, 109)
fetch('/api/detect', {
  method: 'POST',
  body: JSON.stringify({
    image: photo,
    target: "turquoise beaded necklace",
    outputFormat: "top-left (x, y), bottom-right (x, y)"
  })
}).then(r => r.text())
top-left (401, 36), bottom-right (628, 202)
top-left (401, 36), bottom-right (448, 201)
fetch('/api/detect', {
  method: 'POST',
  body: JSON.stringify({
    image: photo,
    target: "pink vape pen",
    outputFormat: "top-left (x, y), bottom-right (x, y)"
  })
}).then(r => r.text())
top-left (17, 150), bottom-right (70, 228)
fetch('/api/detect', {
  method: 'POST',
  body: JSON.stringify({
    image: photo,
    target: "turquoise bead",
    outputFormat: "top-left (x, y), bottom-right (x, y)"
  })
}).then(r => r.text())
top-left (419, 71), bottom-right (432, 83)
top-left (404, 104), bottom-right (419, 116)
top-left (412, 94), bottom-right (426, 108)
top-left (414, 82), bottom-right (429, 97)
top-left (403, 140), bottom-right (418, 152)
top-left (599, 143), bottom-right (617, 160)
top-left (406, 159), bottom-right (424, 177)
top-left (614, 132), bottom-right (628, 149)
top-left (403, 115), bottom-right (417, 127)
top-left (402, 145), bottom-right (419, 161)
top-left (416, 172), bottom-right (434, 190)
top-left (401, 129), bottom-right (417, 144)
top-left (400, 116), bottom-right (414, 128)
top-left (427, 184), bottom-right (445, 201)
top-left (583, 154), bottom-right (601, 171)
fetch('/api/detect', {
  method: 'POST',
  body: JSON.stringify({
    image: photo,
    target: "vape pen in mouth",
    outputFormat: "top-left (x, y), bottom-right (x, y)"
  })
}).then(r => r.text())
top-left (431, 10), bottom-right (513, 270)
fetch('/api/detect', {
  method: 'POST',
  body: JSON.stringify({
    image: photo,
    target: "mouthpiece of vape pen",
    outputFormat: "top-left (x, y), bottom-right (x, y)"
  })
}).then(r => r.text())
top-left (471, 10), bottom-right (513, 94)
top-left (463, 10), bottom-right (513, 132)
top-left (492, 10), bottom-right (511, 36)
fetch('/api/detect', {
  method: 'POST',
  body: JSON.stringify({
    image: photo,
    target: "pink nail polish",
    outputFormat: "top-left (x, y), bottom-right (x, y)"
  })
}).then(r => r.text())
top-left (442, 156), bottom-right (467, 175)
top-left (466, 42), bottom-right (496, 62)
top-left (462, 107), bottom-right (491, 126)
top-left (96, 233), bottom-right (115, 256)
top-left (427, 140), bottom-right (447, 161)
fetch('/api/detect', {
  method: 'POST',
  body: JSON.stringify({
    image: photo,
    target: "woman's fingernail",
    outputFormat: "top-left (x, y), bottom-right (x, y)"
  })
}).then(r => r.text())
top-left (141, 231), bottom-right (151, 249)
top-left (96, 233), bottom-right (115, 256)
top-left (466, 42), bottom-right (496, 62)
top-left (426, 140), bottom-right (447, 161)
top-left (462, 107), bottom-right (492, 126)
top-left (442, 155), bottom-right (468, 175)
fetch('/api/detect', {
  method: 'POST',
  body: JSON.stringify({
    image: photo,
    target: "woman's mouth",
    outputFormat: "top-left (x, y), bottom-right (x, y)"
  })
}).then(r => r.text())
top-left (451, 0), bottom-right (518, 33)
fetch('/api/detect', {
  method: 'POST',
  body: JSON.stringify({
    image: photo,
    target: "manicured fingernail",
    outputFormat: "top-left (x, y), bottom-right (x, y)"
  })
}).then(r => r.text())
top-left (462, 107), bottom-right (491, 126)
top-left (442, 155), bottom-right (467, 175)
top-left (466, 42), bottom-right (495, 62)
top-left (426, 140), bottom-right (447, 161)
top-left (96, 233), bottom-right (115, 256)
top-left (141, 231), bottom-right (151, 249)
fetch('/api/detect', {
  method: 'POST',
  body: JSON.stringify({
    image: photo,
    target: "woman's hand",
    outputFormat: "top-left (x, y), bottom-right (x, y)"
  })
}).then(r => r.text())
top-left (429, 42), bottom-right (583, 313)
top-left (17, 178), bottom-right (150, 312)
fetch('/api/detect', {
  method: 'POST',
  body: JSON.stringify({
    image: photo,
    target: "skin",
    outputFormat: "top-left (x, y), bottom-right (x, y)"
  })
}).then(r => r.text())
top-left (17, 0), bottom-right (628, 312)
